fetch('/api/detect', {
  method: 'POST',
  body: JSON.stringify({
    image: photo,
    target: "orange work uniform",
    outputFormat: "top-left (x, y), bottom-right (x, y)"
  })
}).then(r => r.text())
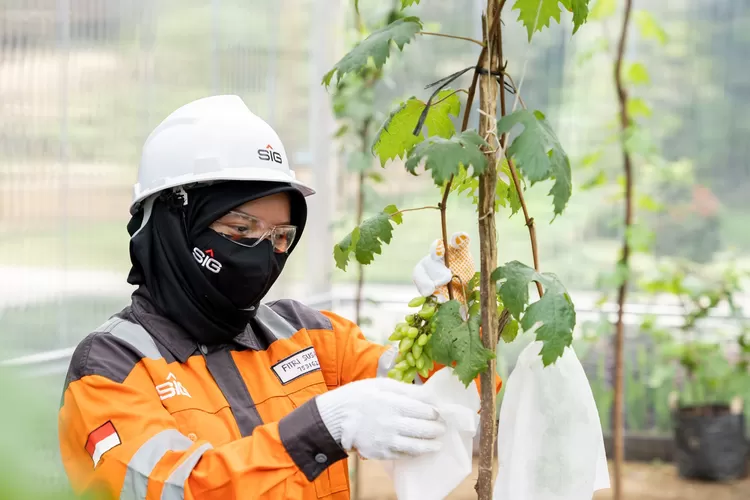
top-left (58, 292), bottom-right (501, 499)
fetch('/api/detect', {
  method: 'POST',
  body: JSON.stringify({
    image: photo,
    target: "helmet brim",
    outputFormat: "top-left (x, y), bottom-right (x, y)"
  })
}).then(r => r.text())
top-left (130, 168), bottom-right (315, 215)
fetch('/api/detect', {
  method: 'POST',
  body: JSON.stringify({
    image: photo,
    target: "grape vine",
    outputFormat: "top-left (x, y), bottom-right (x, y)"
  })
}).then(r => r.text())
top-left (324, 1), bottom-right (592, 497)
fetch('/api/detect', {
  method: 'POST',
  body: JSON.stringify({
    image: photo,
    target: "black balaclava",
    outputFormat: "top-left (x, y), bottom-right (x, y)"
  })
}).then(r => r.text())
top-left (126, 181), bottom-right (307, 345)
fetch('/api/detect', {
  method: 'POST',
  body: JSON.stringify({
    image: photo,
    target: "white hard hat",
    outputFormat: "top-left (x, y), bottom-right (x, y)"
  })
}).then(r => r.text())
top-left (130, 94), bottom-right (315, 215)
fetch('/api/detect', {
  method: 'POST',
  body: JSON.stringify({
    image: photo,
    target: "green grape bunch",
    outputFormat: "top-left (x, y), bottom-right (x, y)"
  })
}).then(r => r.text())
top-left (387, 295), bottom-right (439, 382)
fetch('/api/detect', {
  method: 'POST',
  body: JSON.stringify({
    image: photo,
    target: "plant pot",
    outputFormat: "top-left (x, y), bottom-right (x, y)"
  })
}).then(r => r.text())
top-left (672, 403), bottom-right (748, 481)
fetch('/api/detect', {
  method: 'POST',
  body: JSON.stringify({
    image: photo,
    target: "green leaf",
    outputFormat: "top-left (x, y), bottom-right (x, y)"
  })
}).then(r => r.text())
top-left (421, 90), bottom-right (461, 137)
top-left (451, 160), bottom-right (521, 217)
top-left (333, 204), bottom-right (403, 270)
top-left (467, 272), bottom-right (481, 293)
top-left (405, 130), bottom-right (489, 186)
top-left (512, 0), bottom-right (563, 41)
top-left (596, 262), bottom-right (629, 289)
top-left (332, 75), bottom-right (377, 122)
top-left (589, 0), bottom-right (615, 20)
top-left (581, 170), bottom-right (607, 191)
top-left (523, 288), bottom-right (576, 366)
top-left (513, 0), bottom-right (591, 41)
top-left (431, 301), bottom-right (496, 386)
top-left (372, 89), bottom-right (460, 166)
top-left (627, 97), bottom-right (652, 118)
top-left (637, 193), bottom-right (663, 212)
top-left (576, 36), bottom-right (609, 66)
top-left (323, 17), bottom-right (423, 86)
top-left (624, 62), bottom-right (650, 86)
top-left (497, 159), bottom-right (522, 216)
top-left (497, 110), bottom-right (572, 217)
top-left (580, 150), bottom-right (602, 169)
top-left (492, 261), bottom-right (539, 319)
top-left (401, 0), bottom-right (420, 8)
top-left (492, 261), bottom-right (576, 365)
top-left (367, 171), bottom-right (386, 183)
top-left (626, 223), bottom-right (654, 252)
top-left (561, 0), bottom-right (591, 34)
top-left (334, 124), bottom-right (349, 138)
top-left (500, 316), bottom-right (520, 343)
top-left (634, 10), bottom-right (667, 45)
top-left (449, 164), bottom-right (479, 199)
top-left (623, 123), bottom-right (656, 155)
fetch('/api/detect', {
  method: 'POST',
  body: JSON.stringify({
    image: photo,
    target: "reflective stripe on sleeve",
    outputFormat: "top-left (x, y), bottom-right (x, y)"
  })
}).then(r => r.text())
top-left (160, 443), bottom-right (213, 500)
top-left (119, 429), bottom-right (194, 500)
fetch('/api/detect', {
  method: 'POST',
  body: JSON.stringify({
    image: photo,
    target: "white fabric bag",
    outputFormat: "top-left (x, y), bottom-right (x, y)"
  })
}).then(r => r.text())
top-left (493, 340), bottom-right (610, 500)
top-left (380, 367), bottom-right (481, 500)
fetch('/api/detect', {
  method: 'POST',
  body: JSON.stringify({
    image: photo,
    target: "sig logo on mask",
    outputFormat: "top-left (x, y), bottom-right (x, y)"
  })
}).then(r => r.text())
top-left (193, 247), bottom-right (222, 273)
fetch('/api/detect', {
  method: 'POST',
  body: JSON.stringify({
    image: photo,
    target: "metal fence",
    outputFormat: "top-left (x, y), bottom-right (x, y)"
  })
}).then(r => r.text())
top-left (1, 0), bottom-right (341, 360)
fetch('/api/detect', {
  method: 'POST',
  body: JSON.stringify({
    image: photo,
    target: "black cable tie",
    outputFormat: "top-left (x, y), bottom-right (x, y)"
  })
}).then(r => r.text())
top-left (423, 65), bottom-right (476, 90)
top-left (475, 67), bottom-right (504, 78)
top-left (413, 65), bottom-right (505, 137)
top-left (413, 66), bottom-right (476, 137)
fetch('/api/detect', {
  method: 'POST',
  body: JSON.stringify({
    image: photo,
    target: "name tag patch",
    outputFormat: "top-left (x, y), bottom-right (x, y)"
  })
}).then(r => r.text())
top-left (272, 347), bottom-right (321, 385)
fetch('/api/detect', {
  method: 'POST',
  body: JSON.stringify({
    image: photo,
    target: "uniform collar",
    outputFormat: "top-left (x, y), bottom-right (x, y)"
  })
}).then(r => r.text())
top-left (128, 287), bottom-right (263, 362)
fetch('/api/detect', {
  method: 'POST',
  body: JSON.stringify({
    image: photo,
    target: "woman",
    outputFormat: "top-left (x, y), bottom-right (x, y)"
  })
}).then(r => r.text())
top-left (58, 95), bottom-right (448, 499)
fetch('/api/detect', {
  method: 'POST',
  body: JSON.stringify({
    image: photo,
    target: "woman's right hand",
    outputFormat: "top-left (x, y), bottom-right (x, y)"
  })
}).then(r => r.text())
top-left (315, 378), bottom-right (446, 460)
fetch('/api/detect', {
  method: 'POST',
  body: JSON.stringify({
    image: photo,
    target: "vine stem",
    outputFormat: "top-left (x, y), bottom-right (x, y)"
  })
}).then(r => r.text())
top-left (440, 0), bottom-right (503, 303)
top-left (497, 64), bottom-right (543, 299)
top-left (504, 73), bottom-right (527, 111)
top-left (475, 0), bottom-right (502, 497)
top-left (505, 160), bottom-right (543, 298)
top-left (394, 205), bottom-right (440, 216)
top-left (613, 1), bottom-right (634, 499)
top-left (432, 88), bottom-right (469, 106)
top-left (419, 31), bottom-right (485, 47)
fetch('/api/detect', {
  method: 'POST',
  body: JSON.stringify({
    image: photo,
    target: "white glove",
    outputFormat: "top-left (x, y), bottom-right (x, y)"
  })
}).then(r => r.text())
top-left (315, 378), bottom-right (447, 460)
top-left (412, 239), bottom-right (453, 298)
top-left (412, 232), bottom-right (474, 305)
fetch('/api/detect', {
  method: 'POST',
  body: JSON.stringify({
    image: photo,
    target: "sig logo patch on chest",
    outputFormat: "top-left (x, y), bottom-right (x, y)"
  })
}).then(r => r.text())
top-left (271, 346), bottom-right (321, 385)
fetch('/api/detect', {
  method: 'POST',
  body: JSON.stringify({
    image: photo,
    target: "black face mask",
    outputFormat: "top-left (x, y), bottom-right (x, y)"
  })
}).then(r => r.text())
top-left (127, 181), bottom-right (307, 345)
top-left (190, 231), bottom-right (287, 310)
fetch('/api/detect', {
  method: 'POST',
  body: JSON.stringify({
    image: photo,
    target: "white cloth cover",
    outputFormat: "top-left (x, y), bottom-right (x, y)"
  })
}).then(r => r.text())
top-left (493, 341), bottom-right (610, 500)
top-left (380, 367), bottom-right (481, 500)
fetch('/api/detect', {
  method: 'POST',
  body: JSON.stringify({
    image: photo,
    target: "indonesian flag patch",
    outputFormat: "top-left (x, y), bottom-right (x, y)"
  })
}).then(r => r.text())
top-left (85, 421), bottom-right (121, 468)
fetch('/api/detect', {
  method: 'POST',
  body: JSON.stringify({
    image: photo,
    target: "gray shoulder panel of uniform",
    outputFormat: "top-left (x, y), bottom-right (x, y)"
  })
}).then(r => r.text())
top-left (254, 304), bottom-right (299, 340)
top-left (62, 317), bottom-right (163, 391)
top-left (264, 299), bottom-right (333, 333)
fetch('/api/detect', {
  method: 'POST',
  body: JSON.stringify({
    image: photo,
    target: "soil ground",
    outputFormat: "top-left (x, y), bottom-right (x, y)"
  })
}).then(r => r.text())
top-left (357, 458), bottom-right (750, 499)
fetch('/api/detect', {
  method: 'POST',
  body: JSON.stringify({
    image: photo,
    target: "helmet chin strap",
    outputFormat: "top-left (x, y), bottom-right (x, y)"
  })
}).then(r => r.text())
top-left (131, 196), bottom-right (156, 239)
top-left (175, 186), bottom-right (189, 206)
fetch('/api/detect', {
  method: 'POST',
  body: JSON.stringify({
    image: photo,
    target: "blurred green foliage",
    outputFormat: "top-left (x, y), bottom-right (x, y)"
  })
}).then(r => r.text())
top-left (0, 368), bottom-right (76, 499)
top-left (639, 258), bottom-right (750, 407)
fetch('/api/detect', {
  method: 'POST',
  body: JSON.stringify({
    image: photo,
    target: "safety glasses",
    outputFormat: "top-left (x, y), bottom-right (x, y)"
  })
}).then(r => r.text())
top-left (210, 210), bottom-right (297, 254)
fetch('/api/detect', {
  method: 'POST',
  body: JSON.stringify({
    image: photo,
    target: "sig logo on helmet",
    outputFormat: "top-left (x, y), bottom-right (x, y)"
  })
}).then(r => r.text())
top-left (193, 247), bottom-right (222, 273)
top-left (257, 144), bottom-right (283, 164)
